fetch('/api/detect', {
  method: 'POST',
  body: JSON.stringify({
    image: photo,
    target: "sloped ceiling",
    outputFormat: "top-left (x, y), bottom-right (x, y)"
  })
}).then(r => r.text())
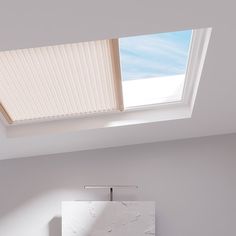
top-left (0, 0), bottom-right (235, 160)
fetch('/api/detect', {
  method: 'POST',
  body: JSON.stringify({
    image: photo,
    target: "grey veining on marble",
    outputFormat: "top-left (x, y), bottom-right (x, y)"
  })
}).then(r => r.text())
top-left (62, 201), bottom-right (155, 236)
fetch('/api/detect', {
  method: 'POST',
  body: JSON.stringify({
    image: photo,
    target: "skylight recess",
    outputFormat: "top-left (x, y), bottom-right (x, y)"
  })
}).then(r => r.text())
top-left (119, 30), bottom-right (192, 108)
top-left (0, 28), bottom-right (211, 127)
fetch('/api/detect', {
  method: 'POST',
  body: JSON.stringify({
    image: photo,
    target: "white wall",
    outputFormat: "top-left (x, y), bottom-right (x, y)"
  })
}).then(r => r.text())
top-left (0, 134), bottom-right (235, 236)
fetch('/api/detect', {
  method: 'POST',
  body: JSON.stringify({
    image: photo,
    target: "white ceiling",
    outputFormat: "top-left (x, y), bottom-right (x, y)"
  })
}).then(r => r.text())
top-left (0, 0), bottom-right (235, 160)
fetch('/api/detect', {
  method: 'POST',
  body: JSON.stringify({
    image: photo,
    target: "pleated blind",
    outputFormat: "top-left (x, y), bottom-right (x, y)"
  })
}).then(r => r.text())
top-left (0, 39), bottom-right (123, 124)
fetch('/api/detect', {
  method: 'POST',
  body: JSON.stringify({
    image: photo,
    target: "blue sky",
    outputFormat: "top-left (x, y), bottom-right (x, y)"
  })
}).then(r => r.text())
top-left (119, 30), bottom-right (192, 80)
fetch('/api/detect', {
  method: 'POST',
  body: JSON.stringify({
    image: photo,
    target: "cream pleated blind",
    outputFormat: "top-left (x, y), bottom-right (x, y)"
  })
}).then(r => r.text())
top-left (0, 39), bottom-right (123, 124)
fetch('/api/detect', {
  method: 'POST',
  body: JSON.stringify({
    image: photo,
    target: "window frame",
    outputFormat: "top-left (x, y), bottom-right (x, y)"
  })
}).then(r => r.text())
top-left (0, 28), bottom-right (212, 138)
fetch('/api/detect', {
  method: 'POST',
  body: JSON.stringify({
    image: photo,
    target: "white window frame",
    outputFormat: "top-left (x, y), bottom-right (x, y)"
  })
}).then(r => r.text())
top-left (1, 28), bottom-right (212, 137)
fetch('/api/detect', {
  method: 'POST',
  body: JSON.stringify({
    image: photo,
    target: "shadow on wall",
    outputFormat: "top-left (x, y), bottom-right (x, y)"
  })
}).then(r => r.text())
top-left (49, 217), bottom-right (62, 236)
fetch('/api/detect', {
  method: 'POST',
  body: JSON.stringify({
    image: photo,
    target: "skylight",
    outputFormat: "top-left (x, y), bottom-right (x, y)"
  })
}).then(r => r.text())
top-left (0, 28), bottom-right (211, 126)
top-left (119, 30), bottom-right (192, 108)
